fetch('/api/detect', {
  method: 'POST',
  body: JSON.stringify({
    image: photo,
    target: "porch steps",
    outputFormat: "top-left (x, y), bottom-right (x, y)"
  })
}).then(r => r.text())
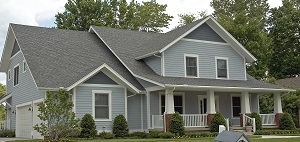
top-left (231, 126), bottom-right (246, 132)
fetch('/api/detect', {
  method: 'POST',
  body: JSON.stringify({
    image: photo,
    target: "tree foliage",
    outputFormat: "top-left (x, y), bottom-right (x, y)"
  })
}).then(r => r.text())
top-left (80, 114), bottom-right (97, 138)
top-left (0, 84), bottom-right (6, 120)
top-left (211, 0), bottom-right (272, 79)
top-left (280, 113), bottom-right (296, 130)
top-left (210, 112), bottom-right (226, 132)
top-left (112, 114), bottom-right (128, 138)
top-left (268, 0), bottom-right (300, 79)
top-left (169, 112), bottom-right (185, 136)
top-left (177, 11), bottom-right (208, 28)
top-left (33, 89), bottom-right (80, 140)
top-left (55, 0), bottom-right (173, 32)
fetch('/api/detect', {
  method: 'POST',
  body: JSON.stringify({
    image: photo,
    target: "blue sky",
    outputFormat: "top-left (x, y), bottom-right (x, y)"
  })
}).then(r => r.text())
top-left (0, 0), bottom-right (282, 86)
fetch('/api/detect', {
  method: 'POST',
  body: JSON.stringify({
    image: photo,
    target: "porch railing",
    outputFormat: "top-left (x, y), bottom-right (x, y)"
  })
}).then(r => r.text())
top-left (182, 114), bottom-right (208, 127)
top-left (151, 114), bottom-right (208, 129)
top-left (152, 115), bottom-right (163, 129)
top-left (243, 114), bottom-right (256, 132)
top-left (0, 120), bottom-right (6, 130)
top-left (259, 114), bottom-right (276, 126)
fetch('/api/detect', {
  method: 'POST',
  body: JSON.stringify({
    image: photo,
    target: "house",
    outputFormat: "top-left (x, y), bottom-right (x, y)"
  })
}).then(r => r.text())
top-left (0, 16), bottom-right (295, 139)
top-left (214, 131), bottom-right (250, 142)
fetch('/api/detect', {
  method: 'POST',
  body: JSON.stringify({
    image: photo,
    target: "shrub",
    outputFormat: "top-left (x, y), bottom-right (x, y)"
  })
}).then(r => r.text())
top-left (210, 112), bottom-right (226, 132)
top-left (79, 114), bottom-right (97, 138)
top-left (0, 129), bottom-right (15, 137)
top-left (169, 112), bottom-right (185, 136)
top-left (129, 132), bottom-right (148, 138)
top-left (148, 131), bottom-right (162, 138)
top-left (158, 132), bottom-right (175, 139)
top-left (112, 114), bottom-right (129, 138)
top-left (98, 131), bottom-right (115, 139)
top-left (280, 113), bottom-right (296, 130)
top-left (250, 112), bottom-right (262, 130)
top-left (254, 129), bottom-right (300, 135)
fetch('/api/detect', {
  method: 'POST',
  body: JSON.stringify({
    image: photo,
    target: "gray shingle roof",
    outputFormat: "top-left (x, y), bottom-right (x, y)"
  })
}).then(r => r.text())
top-left (214, 131), bottom-right (250, 142)
top-left (277, 77), bottom-right (300, 89)
top-left (11, 24), bottom-right (144, 90)
top-left (92, 25), bottom-right (291, 91)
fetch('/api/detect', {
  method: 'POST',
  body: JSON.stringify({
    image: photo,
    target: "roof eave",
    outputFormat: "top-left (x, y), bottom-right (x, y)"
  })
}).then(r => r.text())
top-left (0, 25), bottom-right (15, 72)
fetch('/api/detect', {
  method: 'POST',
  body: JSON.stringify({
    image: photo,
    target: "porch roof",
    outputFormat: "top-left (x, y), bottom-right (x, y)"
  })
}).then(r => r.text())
top-left (143, 74), bottom-right (295, 92)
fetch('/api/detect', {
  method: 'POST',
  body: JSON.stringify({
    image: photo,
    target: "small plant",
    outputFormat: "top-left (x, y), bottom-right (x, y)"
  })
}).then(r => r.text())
top-left (80, 114), bottom-right (97, 138)
top-left (0, 129), bottom-right (15, 137)
top-left (158, 132), bottom-right (175, 139)
top-left (246, 122), bottom-right (252, 126)
top-left (210, 112), bottom-right (226, 132)
top-left (280, 113), bottom-right (296, 130)
top-left (250, 112), bottom-right (262, 130)
top-left (129, 132), bottom-right (148, 138)
top-left (112, 114), bottom-right (129, 138)
top-left (148, 131), bottom-right (162, 138)
top-left (98, 131), bottom-right (115, 139)
top-left (169, 112), bottom-right (185, 136)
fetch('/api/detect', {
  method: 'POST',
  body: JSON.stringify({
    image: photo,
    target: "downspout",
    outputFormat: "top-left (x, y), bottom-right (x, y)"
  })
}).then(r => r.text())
top-left (127, 94), bottom-right (137, 98)
top-left (164, 87), bottom-right (175, 132)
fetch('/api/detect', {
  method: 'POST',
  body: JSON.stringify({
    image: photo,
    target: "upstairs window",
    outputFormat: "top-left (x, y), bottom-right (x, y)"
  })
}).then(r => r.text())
top-left (184, 54), bottom-right (199, 77)
top-left (14, 65), bottom-right (19, 86)
top-left (216, 57), bottom-right (228, 79)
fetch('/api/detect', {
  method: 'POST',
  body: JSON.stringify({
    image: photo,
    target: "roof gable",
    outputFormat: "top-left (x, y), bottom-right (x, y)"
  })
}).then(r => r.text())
top-left (185, 23), bottom-right (226, 43)
top-left (11, 40), bottom-right (20, 57)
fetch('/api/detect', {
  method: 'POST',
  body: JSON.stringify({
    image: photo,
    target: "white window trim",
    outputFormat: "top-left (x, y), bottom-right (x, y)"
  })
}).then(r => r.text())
top-left (215, 56), bottom-right (229, 79)
top-left (8, 69), bottom-right (11, 81)
top-left (22, 60), bottom-right (26, 73)
top-left (198, 95), bottom-right (220, 114)
top-left (230, 93), bottom-right (241, 119)
top-left (184, 54), bottom-right (199, 78)
top-left (92, 90), bottom-right (112, 121)
top-left (13, 64), bottom-right (19, 87)
top-left (159, 92), bottom-right (185, 115)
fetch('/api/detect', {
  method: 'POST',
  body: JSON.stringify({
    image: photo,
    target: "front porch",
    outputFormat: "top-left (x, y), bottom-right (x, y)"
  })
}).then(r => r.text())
top-left (147, 88), bottom-right (284, 132)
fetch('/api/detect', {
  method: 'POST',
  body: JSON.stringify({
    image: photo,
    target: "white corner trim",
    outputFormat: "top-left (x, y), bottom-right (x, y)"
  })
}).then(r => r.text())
top-left (184, 54), bottom-right (199, 78)
top-left (181, 38), bottom-right (229, 45)
top-left (161, 52), bottom-right (165, 76)
top-left (215, 56), bottom-right (229, 79)
top-left (92, 90), bottom-right (112, 121)
top-left (159, 16), bottom-right (211, 53)
top-left (72, 87), bottom-right (76, 113)
top-left (7, 69), bottom-right (11, 81)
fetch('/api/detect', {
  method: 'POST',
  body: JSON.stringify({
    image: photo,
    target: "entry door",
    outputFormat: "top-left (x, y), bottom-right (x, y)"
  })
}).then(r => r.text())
top-left (198, 96), bottom-right (219, 114)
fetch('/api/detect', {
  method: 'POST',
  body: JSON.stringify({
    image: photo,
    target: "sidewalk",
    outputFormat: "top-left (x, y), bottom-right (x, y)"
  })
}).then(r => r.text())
top-left (261, 135), bottom-right (300, 139)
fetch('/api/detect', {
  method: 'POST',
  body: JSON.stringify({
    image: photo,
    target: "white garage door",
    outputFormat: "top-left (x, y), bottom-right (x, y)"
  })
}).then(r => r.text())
top-left (16, 104), bottom-right (32, 138)
top-left (33, 102), bottom-right (43, 139)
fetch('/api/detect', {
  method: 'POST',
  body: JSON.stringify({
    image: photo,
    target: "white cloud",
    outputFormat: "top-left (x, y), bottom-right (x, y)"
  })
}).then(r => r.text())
top-left (0, 0), bottom-right (283, 86)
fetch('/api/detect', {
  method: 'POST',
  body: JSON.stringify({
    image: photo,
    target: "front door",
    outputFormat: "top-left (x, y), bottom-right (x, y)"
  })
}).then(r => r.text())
top-left (198, 96), bottom-right (219, 114)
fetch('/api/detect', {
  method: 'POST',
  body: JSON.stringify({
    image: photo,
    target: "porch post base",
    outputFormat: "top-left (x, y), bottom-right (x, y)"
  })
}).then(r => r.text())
top-left (240, 113), bottom-right (251, 127)
top-left (164, 114), bottom-right (173, 132)
top-left (275, 113), bottom-right (284, 126)
top-left (207, 114), bottom-right (215, 128)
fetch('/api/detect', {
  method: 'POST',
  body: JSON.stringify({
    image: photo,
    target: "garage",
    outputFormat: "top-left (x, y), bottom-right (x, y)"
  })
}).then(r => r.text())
top-left (16, 104), bottom-right (32, 139)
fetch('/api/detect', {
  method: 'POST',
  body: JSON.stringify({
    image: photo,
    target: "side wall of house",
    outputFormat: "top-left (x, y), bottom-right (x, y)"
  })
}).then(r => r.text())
top-left (7, 46), bottom-right (45, 130)
top-left (144, 56), bottom-right (161, 75)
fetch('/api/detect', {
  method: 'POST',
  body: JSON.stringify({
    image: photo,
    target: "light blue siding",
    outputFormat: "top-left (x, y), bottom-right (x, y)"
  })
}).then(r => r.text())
top-left (143, 94), bottom-right (147, 130)
top-left (185, 23), bottom-right (226, 43)
top-left (164, 40), bottom-right (246, 80)
top-left (144, 56), bottom-right (161, 75)
top-left (250, 93), bottom-right (259, 113)
top-left (84, 72), bottom-right (117, 84)
top-left (184, 91), bottom-right (206, 114)
top-left (75, 86), bottom-right (126, 132)
top-left (7, 50), bottom-right (45, 130)
top-left (127, 93), bottom-right (142, 130)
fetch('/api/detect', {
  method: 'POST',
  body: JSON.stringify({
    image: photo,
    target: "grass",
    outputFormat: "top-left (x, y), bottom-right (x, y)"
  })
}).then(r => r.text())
top-left (9, 137), bottom-right (300, 142)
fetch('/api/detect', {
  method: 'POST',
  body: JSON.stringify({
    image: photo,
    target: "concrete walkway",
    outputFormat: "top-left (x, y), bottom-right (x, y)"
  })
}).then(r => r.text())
top-left (261, 135), bottom-right (300, 139)
top-left (0, 138), bottom-right (28, 142)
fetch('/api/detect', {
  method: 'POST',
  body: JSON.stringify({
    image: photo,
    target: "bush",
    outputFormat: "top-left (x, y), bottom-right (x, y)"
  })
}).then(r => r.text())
top-left (79, 114), bottom-right (97, 138)
top-left (0, 129), bottom-right (15, 137)
top-left (250, 112), bottom-right (262, 130)
top-left (169, 112), bottom-right (185, 136)
top-left (98, 131), bottom-right (115, 139)
top-left (158, 132), bottom-right (175, 139)
top-left (280, 113), bottom-right (296, 130)
top-left (148, 131), bottom-right (163, 138)
top-left (112, 114), bottom-right (129, 138)
top-left (254, 129), bottom-right (300, 135)
top-left (210, 112), bottom-right (226, 132)
top-left (129, 132), bottom-right (148, 138)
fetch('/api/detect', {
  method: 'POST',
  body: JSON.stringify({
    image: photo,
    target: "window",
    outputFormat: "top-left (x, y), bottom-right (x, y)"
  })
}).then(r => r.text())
top-left (23, 60), bottom-right (26, 73)
top-left (92, 90), bottom-right (111, 121)
top-left (198, 96), bottom-right (220, 114)
top-left (13, 65), bottom-right (19, 86)
top-left (8, 70), bottom-right (11, 81)
top-left (160, 94), bottom-right (184, 114)
top-left (232, 96), bottom-right (241, 117)
top-left (184, 54), bottom-right (199, 77)
top-left (216, 57), bottom-right (228, 78)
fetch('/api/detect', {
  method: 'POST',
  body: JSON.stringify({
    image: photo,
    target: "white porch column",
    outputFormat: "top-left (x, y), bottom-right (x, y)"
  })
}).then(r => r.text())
top-left (274, 92), bottom-right (283, 113)
top-left (241, 92), bottom-right (251, 114)
top-left (207, 90), bottom-right (216, 114)
top-left (165, 88), bottom-right (175, 114)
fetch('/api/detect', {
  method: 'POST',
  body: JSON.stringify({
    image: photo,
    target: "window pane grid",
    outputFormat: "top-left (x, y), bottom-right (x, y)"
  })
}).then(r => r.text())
top-left (186, 56), bottom-right (198, 77)
top-left (217, 59), bottom-right (227, 78)
top-left (94, 93), bottom-right (109, 119)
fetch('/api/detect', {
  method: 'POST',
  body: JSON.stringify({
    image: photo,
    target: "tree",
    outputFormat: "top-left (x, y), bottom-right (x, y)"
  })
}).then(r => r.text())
top-left (80, 114), bottom-right (97, 138)
top-left (169, 112), bottom-right (185, 136)
top-left (177, 11), bottom-right (208, 28)
top-left (211, 0), bottom-right (272, 79)
top-left (268, 0), bottom-right (300, 79)
top-left (282, 90), bottom-right (300, 123)
top-left (0, 84), bottom-right (5, 120)
top-left (55, 0), bottom-right (173, 32)
top-left (33, 89), bottom-right (80, 140)
top-left (112, 114), bottom-right (128, 138)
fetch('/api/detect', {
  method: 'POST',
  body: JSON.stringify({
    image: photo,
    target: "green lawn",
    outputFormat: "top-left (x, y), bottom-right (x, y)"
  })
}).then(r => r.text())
top-left (10, 137), bottom-right (300, 142)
